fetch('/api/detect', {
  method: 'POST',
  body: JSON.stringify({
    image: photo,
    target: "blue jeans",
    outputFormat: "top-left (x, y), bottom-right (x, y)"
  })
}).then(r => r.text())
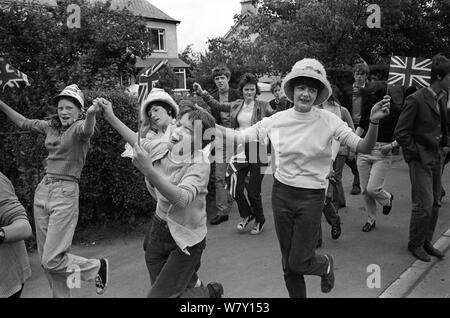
top-left (145, 215), bottom-right (210, 298)
top-left (408, 157), bottom-right (442, 249)
top-left (272, 178), bottom-right (330, 298)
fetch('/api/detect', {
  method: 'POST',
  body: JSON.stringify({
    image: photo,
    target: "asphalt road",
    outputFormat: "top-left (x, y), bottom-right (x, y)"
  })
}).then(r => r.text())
top-left (21, 156), bottom-right (450, 298)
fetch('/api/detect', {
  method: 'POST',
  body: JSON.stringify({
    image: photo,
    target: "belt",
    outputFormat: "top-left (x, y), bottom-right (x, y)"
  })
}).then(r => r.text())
top-left (43, 174), bottom-right (79, 184)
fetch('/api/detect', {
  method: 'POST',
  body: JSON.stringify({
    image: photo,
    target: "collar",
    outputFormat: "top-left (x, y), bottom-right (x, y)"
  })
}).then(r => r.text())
top-left (427, 87), bottom-right (445, 102)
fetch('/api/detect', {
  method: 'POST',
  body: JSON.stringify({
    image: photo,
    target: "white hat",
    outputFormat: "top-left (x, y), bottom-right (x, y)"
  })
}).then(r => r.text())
top-left (140, 88), bottom-right (179, 128)
top-left (54, 84), bottom-right (85, 110)
top-left (282, 58), bottom-right (332, 106)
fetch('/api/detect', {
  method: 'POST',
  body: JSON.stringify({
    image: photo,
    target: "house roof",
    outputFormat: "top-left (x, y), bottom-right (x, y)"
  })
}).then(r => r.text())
top-left (136, 57), bottom-right (190, 69)
top-left (1, 0), bottom-right (179, 23)
top-left (107, 0), bottom-right (179, 23)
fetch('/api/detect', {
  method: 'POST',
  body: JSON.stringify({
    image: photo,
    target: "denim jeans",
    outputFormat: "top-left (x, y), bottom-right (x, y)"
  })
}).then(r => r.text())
top-left (33, 177), bottom-right (101, 298)
top-left (346, 157), bottom-right (360, 186)
top-left (272, 178), bottom-right (330, 298)
top-left (145, 215), bottom-right (210, 298)
top-left (408, 157), bottom-right (442, 249)
top-left (357, 143), bottom-right (393, 223)
top-left (215, 162), bottom-right (234, 216)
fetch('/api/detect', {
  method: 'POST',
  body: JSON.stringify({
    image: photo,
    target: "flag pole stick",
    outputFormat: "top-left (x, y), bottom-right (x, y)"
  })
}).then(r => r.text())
top-left (137, 101), bottom-right (141, 146)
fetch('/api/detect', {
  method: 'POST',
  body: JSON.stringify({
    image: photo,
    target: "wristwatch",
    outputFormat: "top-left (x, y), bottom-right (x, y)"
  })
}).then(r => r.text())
top-left (0, 227), bottom-right (5, 245)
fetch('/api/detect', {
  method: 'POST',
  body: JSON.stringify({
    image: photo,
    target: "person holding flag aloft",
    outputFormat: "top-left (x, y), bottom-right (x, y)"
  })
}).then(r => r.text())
top-left (0, 85), bottom-right (108, 297)
top-left (394, 54), bottom-right (450, 262)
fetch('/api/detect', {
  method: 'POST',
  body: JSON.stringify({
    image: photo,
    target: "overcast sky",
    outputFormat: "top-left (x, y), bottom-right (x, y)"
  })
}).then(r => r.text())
top-left (147, 0), bottom-right (242, 54)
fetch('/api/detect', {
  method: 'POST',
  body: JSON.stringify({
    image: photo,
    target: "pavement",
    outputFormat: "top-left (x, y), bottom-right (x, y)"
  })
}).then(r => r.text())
top-left (21, 156), bottom-right (450, 298)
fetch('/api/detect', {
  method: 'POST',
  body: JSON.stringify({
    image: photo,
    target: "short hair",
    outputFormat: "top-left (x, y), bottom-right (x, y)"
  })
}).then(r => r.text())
top-left (289, 76), bottom-right (324, 93)
top-left (353, 62), bottom-right (370, 75)
top-left (431, 54), bottom-right (450, 83)
top-left (238, 73), bottom-right (260, 95)
top-left (178, 105), bottom-right (216, 149)
top-left (270, 80), bottom-right (282, 93)
top-left (211, 65), bottom-right (231, 80)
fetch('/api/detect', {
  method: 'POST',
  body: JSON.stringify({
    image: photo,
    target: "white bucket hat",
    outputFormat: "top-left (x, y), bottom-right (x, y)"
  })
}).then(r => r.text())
top-left (54, 84), bottom-right (85, 110)
top-left (282, 58), bottom-right (332, 106)
top-left (140, 88), bottom-right (179, 128)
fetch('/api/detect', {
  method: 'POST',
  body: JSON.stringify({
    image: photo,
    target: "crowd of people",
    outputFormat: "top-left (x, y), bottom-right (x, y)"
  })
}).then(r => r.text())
top-left (1, 54), bottom-right (450, 298)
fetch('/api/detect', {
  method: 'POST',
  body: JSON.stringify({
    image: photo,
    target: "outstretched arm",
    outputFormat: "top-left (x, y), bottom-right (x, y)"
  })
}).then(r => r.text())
top-left (0, 99), bottom-right (29, 129)
top-left (79, 98), bottom-right (102, 136)
top-left (98, 98), bottom-right (138, 145)
top-left (215, 123), bottom-right (260, 145)
top-left (193, 82), bottom-right (234, 112)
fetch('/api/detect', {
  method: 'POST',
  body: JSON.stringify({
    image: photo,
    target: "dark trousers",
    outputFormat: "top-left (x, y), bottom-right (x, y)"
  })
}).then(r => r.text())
top-left (346, 157), bottom-right (360, 186)
top-left (145, 216), bottom-right (210, 298)
top-left (408, 158), bottom-right (442, 249)
top-left (234, 142), bottom-right (266, 223)
top-left (272, 178), bottom-right (330, 298)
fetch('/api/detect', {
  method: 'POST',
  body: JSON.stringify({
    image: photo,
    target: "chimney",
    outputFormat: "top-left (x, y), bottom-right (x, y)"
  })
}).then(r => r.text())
top-left (240, 0), bottom-right (257, 15)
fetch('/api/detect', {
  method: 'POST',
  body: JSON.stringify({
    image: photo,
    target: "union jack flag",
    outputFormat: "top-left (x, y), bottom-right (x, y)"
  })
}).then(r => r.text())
top-left (137, 59), bottom-right (168, 105)
top-left (0, 57), bottom-right (31, 91)
top-left (387, 56), bottom-right (431, 88)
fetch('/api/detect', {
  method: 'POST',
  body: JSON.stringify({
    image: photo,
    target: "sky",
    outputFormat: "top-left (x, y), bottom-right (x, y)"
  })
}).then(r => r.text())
top-left (147, 0), bottom-right (242, 54)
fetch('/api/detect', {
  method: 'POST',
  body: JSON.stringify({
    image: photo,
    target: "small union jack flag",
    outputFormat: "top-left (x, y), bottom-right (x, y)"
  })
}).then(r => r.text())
top-left (387, 56), bottom-right (431, 88)
top-left (0, 57), bottom-right (31, 91)
top-left (137, 59), bottom-right (168, 105)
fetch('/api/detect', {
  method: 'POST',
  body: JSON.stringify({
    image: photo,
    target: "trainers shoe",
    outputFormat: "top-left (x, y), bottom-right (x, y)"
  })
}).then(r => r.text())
top-left (207, 282), bottom-right (224, 298)
top-left (250, 219), bottom-right (265, 235)
top-left (331, 220), bottom-right (341, 240)
top-left (321, 254), bottom-right (335, 293)
top-left (362, 221), bottom-right (376, 232)
top-left (351, 184), bottom-right (361, 195)
top-left (95, 258), bottom-right (109, 295)
top-left (237, 215), bottom-right (254, 231)
top-left (382, 193), bottom-right (394, 215)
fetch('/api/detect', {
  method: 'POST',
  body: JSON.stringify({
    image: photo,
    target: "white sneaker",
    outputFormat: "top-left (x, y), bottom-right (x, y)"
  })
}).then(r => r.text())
top-left (237, 215), bottom-right (254, 231)
top-left (250, 219), bottom-right (265, 235)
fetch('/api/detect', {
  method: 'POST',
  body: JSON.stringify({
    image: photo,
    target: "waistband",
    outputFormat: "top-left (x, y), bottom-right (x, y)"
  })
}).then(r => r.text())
top-left (153, 214), bottom-right (168, 227)
top-left (43, 174), bottom-right (79, 184)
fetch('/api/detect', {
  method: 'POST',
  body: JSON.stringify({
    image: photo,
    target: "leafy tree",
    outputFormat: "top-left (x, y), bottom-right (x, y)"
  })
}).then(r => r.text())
top-left (0, 0), bottom-right (158, 229)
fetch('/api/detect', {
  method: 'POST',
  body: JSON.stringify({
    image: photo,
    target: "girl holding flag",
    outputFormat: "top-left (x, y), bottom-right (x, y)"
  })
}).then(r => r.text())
top-left (0, 85), bottom-right (108, 297)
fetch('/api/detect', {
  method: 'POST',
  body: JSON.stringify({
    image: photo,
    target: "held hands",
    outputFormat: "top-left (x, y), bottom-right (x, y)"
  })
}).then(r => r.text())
top-left (86, 98), bottom-right (102, 115)
top-left (380, 144), bottom-right (393, 155)
top-left (131, 143), bottom-right (154, 177)
top-left (96, 98), bottom-right (115, 120)
top-left (370, 95), bottom-right (391, 123)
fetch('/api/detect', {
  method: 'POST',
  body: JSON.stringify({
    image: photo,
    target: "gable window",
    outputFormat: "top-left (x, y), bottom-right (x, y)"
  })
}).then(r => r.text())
top-left (149, 29), bottom-right (165, 51)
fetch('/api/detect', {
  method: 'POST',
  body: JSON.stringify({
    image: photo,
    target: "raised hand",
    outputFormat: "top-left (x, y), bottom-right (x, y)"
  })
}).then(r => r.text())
top-left (370, 95), bottom-right (391, 122)
top-left (86, 98), bottom-right (102, 115)
top-left (97, 98), bottom-right (115, 120)
top-left (193, 82), bottom-right (205, 95)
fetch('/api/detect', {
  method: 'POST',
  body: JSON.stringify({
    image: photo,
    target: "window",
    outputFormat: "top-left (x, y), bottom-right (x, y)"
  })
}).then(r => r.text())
top-left (173, 68), bottom-right (186, 90)
top-left (148, 29), bottom-right (165, 51)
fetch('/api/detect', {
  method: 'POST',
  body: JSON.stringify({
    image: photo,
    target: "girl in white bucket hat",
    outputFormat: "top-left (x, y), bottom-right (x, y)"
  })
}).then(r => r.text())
top-left (213, 58), bottom-right (391, 297)
top-left (0, 85), bottom-right (109, 297)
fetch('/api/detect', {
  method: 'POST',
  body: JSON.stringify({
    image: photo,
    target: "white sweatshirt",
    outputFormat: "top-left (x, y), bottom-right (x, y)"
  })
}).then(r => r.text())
top-left (221, 107), bottom-right (361, 189)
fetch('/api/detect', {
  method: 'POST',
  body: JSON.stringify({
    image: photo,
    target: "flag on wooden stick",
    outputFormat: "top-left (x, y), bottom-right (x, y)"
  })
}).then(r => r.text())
top-left (137, 59), bottom-right (168, 144)
top-left (387, 56), bottom-right (431, 88)
top-left (0, 57), bottom-right (31, 91)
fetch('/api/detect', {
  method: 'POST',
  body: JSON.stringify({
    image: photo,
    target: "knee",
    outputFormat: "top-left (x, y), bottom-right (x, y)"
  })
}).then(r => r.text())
top-left (41, 255), bottom-right (63, 272)
top-left (365, 186), bottom-right (380, 197)
top-left (288, 256), bottom-right (311, 274)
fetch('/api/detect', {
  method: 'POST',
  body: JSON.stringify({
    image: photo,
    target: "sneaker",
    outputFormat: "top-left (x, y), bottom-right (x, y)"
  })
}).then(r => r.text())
top-left (250, 219), bottom-right (265, 235)
top-left (382, 193), bottom-right (394, 215)
top-left (331, 219), bottom-right (341, 240)
top-left (321, 254), bottom-right (335, 293)
top-left (362, 221), bottom-right (376, 232)
top-left (351, 184), bottom-right (361, 195)
top-left (237, 215), bottom-right (254, 231)
top-left (95, 258), bottom-right (109, 295)
top-left (207, 282), bottom-right (224, 298)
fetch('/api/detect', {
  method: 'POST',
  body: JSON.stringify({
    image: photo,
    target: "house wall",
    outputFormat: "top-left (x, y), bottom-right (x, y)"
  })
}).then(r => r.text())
top-left (145, 20), bottom-right (178, 59)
